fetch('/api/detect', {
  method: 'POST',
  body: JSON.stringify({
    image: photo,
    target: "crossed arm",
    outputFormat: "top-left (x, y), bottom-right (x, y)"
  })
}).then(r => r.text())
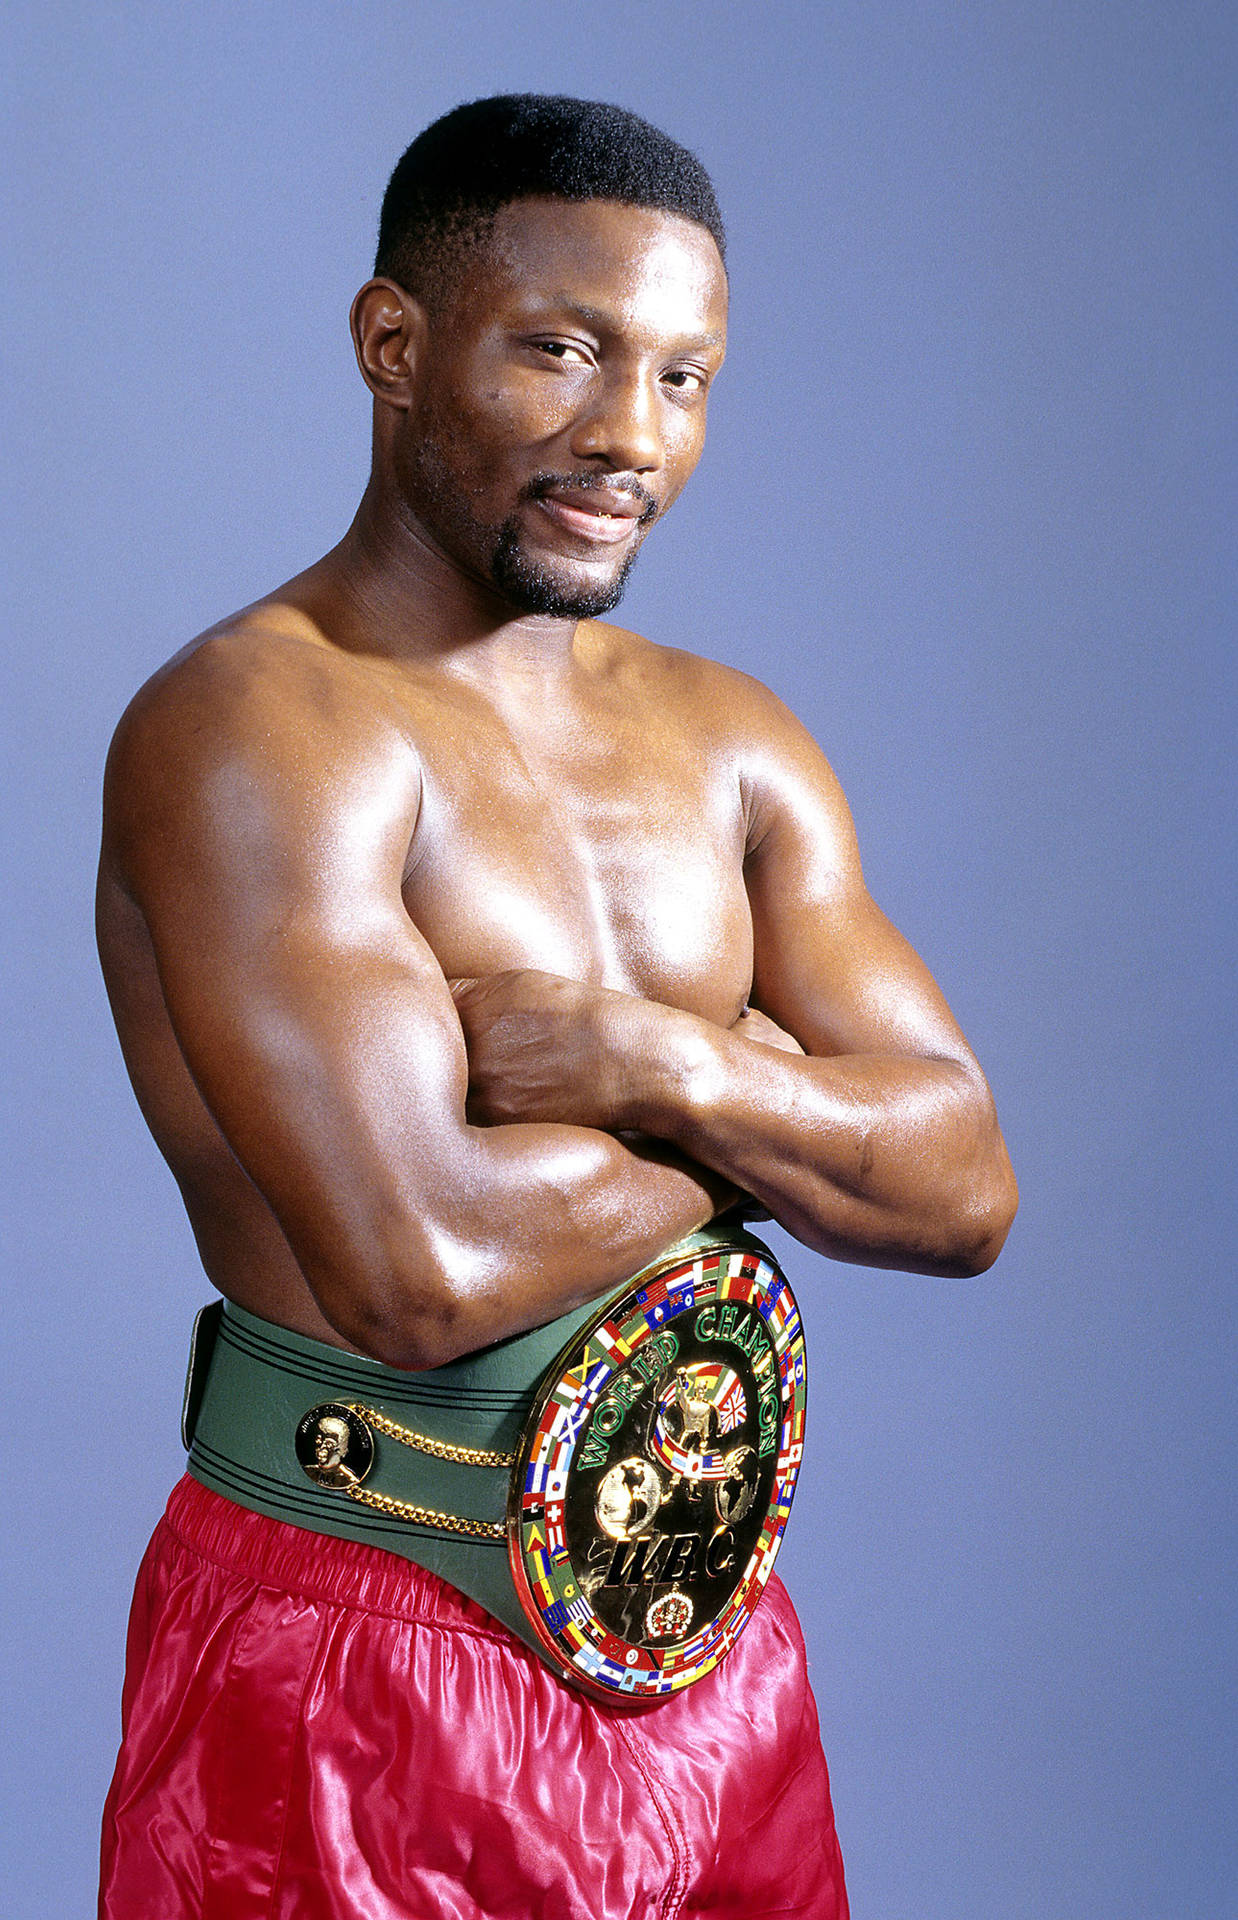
top-left (104, 634), bottom-right (1015, 1368)
top-left (452, 711), bottom-right (1017, 1282)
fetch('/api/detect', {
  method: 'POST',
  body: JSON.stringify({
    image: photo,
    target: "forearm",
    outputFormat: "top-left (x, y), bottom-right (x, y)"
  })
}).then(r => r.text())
top-left (615, 1013), bottom-right (1016, 1276)
top-left (315, 1116), bottom-right (737, 1369)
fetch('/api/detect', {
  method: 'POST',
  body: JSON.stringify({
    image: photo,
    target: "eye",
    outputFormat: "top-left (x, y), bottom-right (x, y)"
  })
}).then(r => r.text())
top-left (530, 338), bottom-right (593, 367)
top-left (661, 366), bottom-right (709, 395)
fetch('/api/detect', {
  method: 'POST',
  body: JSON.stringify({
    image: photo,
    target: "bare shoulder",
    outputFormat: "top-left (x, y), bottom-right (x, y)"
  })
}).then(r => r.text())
top-left (103, 602), bottom-right (421, 880)
top-left (588, 618), bottom-right (816, 733)
top-left (111, 601), bottom-right (374, 750)
top-left (586, 618), bottom-right (850, 833)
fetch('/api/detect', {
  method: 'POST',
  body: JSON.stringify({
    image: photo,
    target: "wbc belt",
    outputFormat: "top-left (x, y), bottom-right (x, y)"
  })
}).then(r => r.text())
top-left (183, 1226), bottom-right (808, 1704)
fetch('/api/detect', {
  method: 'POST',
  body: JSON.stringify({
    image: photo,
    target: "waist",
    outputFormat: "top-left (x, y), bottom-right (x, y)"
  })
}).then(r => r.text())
top-left (182, 1224), bottom-right (808, 1699)
top-left (160, 1473), bottom-right (529, 1633)
top-left (184, 1286), bottom-right (609, 1653)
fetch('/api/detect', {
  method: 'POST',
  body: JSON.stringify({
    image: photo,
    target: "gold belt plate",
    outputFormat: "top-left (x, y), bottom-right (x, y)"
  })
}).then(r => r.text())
top-left (507, 1236), bottom-right (808, 1702)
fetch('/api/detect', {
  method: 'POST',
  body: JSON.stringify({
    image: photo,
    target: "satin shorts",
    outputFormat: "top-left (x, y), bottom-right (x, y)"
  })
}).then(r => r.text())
top-left (100, 1475), bottom-right (848, 1919)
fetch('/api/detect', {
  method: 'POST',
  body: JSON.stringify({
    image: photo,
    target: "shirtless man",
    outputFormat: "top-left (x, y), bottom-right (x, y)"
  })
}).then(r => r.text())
top-left (96, 95), bottom-right (1016, 1920)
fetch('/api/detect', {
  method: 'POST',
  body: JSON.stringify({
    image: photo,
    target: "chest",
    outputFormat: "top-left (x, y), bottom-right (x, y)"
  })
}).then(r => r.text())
top-left (399, 695), bottom-right (753, 1024)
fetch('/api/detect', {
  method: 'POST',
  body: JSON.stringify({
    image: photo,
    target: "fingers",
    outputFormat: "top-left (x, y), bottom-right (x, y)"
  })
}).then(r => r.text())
top-left (448, 969), bottom-right (562, 1004)
top-left (733, 1004), bottom-right (806, 1055)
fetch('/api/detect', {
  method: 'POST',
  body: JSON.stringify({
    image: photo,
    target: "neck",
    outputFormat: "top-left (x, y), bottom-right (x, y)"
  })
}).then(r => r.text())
top-left (286, 476), bottom-right (582, 673)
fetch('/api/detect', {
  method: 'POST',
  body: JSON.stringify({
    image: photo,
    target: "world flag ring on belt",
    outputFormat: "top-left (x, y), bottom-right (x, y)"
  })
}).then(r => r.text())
top-left (508, 1233), bottom-right (808, 1702)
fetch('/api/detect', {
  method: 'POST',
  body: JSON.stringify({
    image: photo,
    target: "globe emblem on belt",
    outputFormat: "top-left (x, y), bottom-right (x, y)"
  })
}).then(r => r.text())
top-left (594, 1458), bottom-right (664, 1540)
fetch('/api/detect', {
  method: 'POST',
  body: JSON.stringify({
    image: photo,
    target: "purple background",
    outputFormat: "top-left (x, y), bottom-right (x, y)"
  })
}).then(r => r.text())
top-left (5, 3), bottom-right (1233, 1913)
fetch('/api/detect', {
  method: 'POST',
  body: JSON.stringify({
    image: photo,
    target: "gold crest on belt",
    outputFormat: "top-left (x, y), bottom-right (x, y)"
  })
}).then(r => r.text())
top-left (507, 1235), bottom-right (808, 1703)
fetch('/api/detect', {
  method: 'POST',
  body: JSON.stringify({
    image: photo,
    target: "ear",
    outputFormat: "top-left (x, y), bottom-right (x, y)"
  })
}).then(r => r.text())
top-left (349, 278), bottom-right (428, 410)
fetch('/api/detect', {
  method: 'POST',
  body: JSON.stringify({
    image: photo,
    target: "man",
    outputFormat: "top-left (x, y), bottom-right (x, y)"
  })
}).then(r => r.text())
top-left (97, 94), bottom-right (1016, 1918)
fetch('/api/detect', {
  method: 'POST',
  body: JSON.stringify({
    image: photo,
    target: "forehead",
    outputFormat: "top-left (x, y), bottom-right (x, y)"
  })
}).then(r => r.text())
top-left (455, 197), bottom-right (728, 346)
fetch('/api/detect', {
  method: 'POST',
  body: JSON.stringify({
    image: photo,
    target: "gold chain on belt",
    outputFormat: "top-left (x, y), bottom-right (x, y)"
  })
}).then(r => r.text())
top-left (340, 1402), bottom-right (514, 1541)
top-left (348, 1403), bottom-right (515, 1469)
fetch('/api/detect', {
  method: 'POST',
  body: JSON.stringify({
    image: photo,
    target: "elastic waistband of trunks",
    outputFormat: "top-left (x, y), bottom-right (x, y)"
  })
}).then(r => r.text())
top-left (162, 1473), bottom-right (526, 1639)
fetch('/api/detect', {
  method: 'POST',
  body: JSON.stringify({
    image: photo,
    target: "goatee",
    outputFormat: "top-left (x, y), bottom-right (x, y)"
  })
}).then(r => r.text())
top-left (489, 526), bottom-right (640, 618)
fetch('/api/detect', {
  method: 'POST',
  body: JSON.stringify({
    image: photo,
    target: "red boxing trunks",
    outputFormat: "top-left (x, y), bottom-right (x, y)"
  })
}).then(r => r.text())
top-left (100, 1476), bottom-right (848, 1919)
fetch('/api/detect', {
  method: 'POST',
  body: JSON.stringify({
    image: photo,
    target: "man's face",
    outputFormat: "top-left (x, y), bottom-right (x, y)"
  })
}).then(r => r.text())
top-left (396, 197), bottom-right (728, 618)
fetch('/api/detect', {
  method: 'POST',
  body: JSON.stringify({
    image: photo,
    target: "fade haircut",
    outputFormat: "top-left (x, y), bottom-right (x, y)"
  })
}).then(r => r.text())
top-left (374, 93), bottom-right (725, 310)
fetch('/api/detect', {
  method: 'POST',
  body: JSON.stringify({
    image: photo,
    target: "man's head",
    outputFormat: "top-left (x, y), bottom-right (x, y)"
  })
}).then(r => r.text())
top-left (353, 96), bottom-right (728, 620)
top-left (313, 1415), bottom-right (350, 1470)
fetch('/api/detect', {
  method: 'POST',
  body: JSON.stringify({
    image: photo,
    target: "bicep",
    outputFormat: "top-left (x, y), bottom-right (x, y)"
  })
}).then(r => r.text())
top-left (106, 672), bottom-right (471, 1253)
top-left (742, 733), bottom-right (979, 1070)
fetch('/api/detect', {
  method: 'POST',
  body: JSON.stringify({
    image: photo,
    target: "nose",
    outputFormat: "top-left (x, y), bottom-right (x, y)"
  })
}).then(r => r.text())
top-left (569, 368), bottom-right (664, 475)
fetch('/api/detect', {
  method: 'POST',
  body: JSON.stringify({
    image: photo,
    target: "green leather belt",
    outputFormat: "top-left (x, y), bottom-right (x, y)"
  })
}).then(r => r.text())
top-left (181, 1224), bottom-right (809, 1701)
top-left (183, 1290), bottom-right (603, 1656)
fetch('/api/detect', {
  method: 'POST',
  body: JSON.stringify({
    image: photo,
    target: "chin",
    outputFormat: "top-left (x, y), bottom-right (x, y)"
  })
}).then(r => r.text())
top-left (490, 529), bottom-right (638, 619)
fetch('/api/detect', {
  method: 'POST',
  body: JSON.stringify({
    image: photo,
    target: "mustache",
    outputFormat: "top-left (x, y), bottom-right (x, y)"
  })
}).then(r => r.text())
top-left (522, 470), bottom-right (659, 527)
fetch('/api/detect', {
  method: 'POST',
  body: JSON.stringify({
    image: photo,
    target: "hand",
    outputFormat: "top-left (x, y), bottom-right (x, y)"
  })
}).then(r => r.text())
top-left (450, 970), bottom-right (643, 1129)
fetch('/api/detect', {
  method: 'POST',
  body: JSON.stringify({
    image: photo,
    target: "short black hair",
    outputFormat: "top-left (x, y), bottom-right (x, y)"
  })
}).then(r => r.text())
top-left (374, 93), bottom-right (725, 308)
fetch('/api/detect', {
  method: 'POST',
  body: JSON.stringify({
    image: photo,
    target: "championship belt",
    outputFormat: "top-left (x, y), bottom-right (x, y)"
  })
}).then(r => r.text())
top-left (186, 1228), bottom-right (807, 1704)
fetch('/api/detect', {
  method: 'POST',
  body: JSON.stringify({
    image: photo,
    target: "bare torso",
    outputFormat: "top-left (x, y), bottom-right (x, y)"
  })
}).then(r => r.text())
top-left (97, 597), bottom-right (757, 1348)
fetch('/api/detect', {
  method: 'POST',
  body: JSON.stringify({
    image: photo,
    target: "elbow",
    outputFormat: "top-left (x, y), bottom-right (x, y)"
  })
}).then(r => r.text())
top-left (344, 1287), bottom-right (472, 1372)
top-left (940, 1144), bottom-right (1019, 1277)
top-left (311, 1229), bottom-right (493, 1374)
top-left (927, 1068), bottom-right (1018, 1276)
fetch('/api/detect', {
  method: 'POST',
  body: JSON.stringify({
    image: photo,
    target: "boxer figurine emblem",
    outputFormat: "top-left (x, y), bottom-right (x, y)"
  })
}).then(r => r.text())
top-left (295, 1402), bottom-right (375, 1490)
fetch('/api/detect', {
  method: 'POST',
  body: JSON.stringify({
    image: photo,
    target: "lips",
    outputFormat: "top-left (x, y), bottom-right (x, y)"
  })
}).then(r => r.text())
top-left (527, 479), bottom-right (655, 548)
